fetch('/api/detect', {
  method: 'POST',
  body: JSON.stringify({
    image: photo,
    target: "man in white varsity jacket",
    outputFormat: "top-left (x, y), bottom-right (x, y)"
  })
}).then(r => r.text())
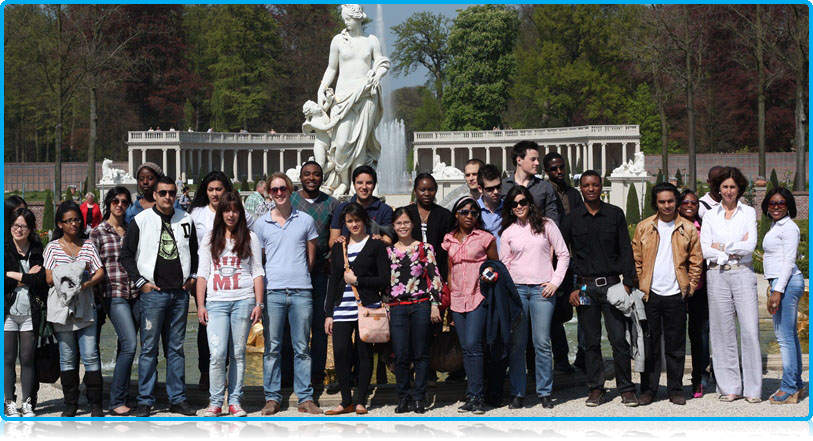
top-left (121, 176), bottom-right (199, 417)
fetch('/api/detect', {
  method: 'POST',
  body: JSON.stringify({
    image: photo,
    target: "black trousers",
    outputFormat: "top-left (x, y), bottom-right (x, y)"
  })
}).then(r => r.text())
top-left (577, 285), bottom-right (634, 393)
top-left (640, 292), bottom-right (687, 396)
top-left (333, 320), bottom-right (373, 407)
top-left (686, 287), bottom-right (710, 387)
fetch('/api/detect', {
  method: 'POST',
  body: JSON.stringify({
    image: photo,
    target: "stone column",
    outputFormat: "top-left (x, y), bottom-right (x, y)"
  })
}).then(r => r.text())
top-left (279, 150), bottom-right (284, 173)
top-left (208, 150), bottom-right (213, 175)
top-left (247, 150), bottom-right (254, 182)
top-left (622, 142), bottom-right (628, 165)
top-left (485, 147), bottom-right (491, 165)
top-left (575, 144), bottom-right (581, 168)
top-left (233, 149), bottom-right (239, 180)
top-left (128, 148), bottom-right (134, 177)
top-left (263, 149), bottom-right (268, 178)
top-left (451, 147), bottom-right (456, 169)
top-left (501, 147), bottom-right (507, 171)
top-left (587, 143), bottom-right (594, 171)
top-left (431, 147), bottom-right (437, 164)
top-left (600, 142), bottom-right (606, 176)
top-left (568, 144), bottom-right (575, 170)
top-left (162, 148), bottom-right (168, 174)
top-left (141, 148), bottom-right (146, 165)
top-left (635, 141), bottom-right (640, 153)
top-left (467, 146), bottom-right (473, 161)
top-left (221, 150), bottom-right (226, 173)
top-left (197, 149), bottom-right (202, 177)
top-left (296, 149), bottom-right (302, 167)
top-left (175, 147), bottom-right (181, 180)
top-left (413, 147), bottom-right (419, 170)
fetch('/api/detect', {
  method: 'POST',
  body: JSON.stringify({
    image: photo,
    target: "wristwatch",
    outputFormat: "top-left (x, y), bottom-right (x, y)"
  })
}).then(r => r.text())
top-left (255, 303), bottom-right (265, 309)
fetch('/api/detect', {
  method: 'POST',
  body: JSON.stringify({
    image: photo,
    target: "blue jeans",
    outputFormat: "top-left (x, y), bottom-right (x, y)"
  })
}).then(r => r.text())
top-left (512, 285), bottom-right (556, 397)
top-left (105, 296), bottom-right (141, 408)
top-left (137, 289), bottom-right (189, 406)
top-left (389, 301), bottom-right (433, 400)
top-left (55, 319), bottom-right (100, 372)
top-left (452, 302), bottom-right (487, 399)
top-left (206, 298), bottom-right (254, 407)
top-left (262, 289), bottom-right (313, 403)
top-left (771, 274), bottom-right (806, 394)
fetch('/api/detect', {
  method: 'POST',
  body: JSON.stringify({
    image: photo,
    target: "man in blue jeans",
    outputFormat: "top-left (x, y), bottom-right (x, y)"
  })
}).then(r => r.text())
top-left (252, 172), bottom-right (323, 415)
top-left (121, 176), bottom-right (198, 417)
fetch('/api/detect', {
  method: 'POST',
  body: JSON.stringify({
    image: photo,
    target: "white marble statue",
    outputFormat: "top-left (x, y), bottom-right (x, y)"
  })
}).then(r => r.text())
top-left (302, 100), bottom-right (339, 191)
top-left (100, 158), bottom-right (136, 184)
top-left (308, 4), bottom-right (390, 197)
top-left (610, 151), bottom-right (648, 177)
top-left (432, 155), bottom-right (465, 179)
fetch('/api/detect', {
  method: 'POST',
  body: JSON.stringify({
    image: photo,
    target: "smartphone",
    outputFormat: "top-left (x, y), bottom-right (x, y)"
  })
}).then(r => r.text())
top-left (482, 268), bottom-right (497, 282)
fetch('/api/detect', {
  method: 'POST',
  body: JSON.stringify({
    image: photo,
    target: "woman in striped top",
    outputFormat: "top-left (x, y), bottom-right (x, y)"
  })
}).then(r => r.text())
top-left (324, 203), bottom-right (389, 415)
top-left (44, 201), bottom-right (105, 417)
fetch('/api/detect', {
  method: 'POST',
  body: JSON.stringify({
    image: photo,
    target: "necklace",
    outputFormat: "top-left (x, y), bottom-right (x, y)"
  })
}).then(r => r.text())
top-left (418, 206), bottom-right (430, 224)
top-left (59, 238), bottom-right (80, 257)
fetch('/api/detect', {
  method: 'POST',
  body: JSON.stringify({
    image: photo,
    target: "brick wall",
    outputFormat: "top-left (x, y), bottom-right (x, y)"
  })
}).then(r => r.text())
top-left (752, 190), bottom-right (809, 220)
top-left (4, 161), bottom-right (128, 192)
top-left (645, 152), bottom-right (807, 183)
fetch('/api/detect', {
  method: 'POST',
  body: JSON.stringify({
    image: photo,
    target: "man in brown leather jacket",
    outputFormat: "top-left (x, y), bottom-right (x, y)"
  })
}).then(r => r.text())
top-left (631, 182), bottom-right (703, 406)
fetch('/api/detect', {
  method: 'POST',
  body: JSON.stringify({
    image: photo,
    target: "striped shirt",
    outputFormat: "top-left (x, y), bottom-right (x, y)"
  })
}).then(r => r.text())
top-left (44, 239), bottom-right (103, 276)
top-left (333, 239), bottom-right (364, 322)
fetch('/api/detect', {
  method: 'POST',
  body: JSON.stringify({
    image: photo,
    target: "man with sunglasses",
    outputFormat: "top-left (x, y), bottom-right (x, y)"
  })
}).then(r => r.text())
top-left (121, 176), bottom-right (198, 417)
top-left (501, 141), bottom-right (560, 225)
top-left (125, 162), bottom-right (182, 225)
top-left (476, 164), bottom-right (505, 252)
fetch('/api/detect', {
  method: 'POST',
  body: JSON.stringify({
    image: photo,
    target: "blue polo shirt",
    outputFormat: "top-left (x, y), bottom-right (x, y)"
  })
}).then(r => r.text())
top-left (252, 208), bottom-right (318, 290)
top-left (330, 195), bottom-right (393, 236)
top-left (478, 196), bottom-right (504, 253)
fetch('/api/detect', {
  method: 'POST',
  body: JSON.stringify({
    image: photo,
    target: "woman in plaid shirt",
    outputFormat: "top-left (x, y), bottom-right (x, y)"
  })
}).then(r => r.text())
top-left (90, 186), bottom-right (139, 416)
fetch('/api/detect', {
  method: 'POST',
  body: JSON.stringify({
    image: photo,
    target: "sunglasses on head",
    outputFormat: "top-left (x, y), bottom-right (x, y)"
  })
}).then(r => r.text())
top-left (768, 200), bottom-right (787, 208)
top-left (510, 198), bottom-right (530, 209)
top-left (156, 189), bottom-right (176, 198)
top-left (269, 186), bottom-right (289, 195)
top-left (457, 209), bottom-right (480, 218)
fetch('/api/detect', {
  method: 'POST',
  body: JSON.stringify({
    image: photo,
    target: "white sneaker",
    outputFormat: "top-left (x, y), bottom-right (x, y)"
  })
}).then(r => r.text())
top-left (20, 398), bottom-right (35, 417)
top-left (203, 404), bottom-right (222, 417)
top-left (5, 400), bottom-right (20, 417)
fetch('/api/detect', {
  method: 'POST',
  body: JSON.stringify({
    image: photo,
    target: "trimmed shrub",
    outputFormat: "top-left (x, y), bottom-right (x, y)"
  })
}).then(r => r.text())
top-left (43, 190), bottom-right (54, 231)
top-left (655, 169), bottom-right (664, 184)
top-left (641, 181), bottom-right (655, 219)
top-left (675, 168), bottom-right (684, 188)
top-left (769, 168), bottom-right (780, 189)
top-left (626, 184), bottom-right (641, 225)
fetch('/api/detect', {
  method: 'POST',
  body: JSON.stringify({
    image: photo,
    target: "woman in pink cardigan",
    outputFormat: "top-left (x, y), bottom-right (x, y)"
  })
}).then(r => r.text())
top-left (499, 186), bottom-right (569, 410)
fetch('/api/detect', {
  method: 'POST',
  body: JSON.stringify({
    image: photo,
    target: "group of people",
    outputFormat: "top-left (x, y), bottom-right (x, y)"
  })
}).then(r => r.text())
top-left (4, 140), bottom-right (805, 418)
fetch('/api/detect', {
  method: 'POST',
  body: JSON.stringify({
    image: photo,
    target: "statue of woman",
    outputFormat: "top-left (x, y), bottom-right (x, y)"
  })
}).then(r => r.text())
top-left (316, 4), bottom-right (390, 196)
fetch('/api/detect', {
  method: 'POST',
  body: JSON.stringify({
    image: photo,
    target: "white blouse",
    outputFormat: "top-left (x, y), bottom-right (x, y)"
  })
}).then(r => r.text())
top-left (762, 216), bottom-right (802, 293)
top-left (700, 201), bottom-right (757, 266)
top-left (197, 231), bottom-right (264, 302)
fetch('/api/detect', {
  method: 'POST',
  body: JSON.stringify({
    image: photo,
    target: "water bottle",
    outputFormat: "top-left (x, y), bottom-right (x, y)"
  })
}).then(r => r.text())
top-left (579, 284), bottom-right (590, 306)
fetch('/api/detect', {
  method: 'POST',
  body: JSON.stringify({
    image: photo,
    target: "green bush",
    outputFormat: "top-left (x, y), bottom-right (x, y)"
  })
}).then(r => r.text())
top-left (655, 169), bottom-right (664, 184)
top-left (240, 175), bottom-right (249, 192)
top-left (769, 169), bottom-right (779, 189)
top-left (626, 184), bottom-right (641, 225)
top-left (641, 181), bottom-right (655, 219)
top-left (43, 190), bottom-right (54, 231)
top-left (675, 168), bottom-right (684, 188)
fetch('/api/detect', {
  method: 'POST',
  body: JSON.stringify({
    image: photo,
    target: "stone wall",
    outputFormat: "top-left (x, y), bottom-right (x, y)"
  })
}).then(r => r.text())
top-left (645, 152), bottom-right (806, 183)
top-left (752, 189), bottom-right (809, 220)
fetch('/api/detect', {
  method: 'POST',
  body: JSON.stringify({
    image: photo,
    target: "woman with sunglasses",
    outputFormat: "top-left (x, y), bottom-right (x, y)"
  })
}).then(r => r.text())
top-left (89, 186), bottom-right (139, 416)
top-left (498, 186), bottom-right (569, 410)
top-left (441, 197), bottom-right (499, 414)
top-left (196, 191), bottom-right (264, 417)
top-left (4, 207), bottom-right (48, 417)
top-left (44, 201), bottom-right (105, 417)
top-left (677, 189), bottom-right (711, 398)
top-left (762, 188), bottom-right (805, 404)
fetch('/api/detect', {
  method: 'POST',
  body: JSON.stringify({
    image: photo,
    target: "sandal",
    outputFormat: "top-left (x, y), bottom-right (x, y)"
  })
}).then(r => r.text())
top-left (744, 397), bottom-right (762, 404)
top-left (769, 390), bottom-right (799, 404)
top-left (718, 394), bottom-right (742, 402)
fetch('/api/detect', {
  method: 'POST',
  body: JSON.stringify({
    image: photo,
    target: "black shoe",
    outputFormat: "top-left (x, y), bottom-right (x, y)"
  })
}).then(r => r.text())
top-left (134, 405), bottom-right (152, 418)
top-left (395, 398), bottom-right (412, 414)
top-left (61, 404), bottom-right (78, 418)
top-left (457, 398), bottom-right (474, 413)
top-left (90, 405), bottom-right (105, 418)
top-left (413, 400), bottom-right (426, 414)
top-left (169, 401), bottom-right (197, 416)
top-left (539, 395), bottom-right (554, 409)
top-left (471, 396), bottom-right (486, 415)
top-left (554, 363), bottom-right (576, 374)
top-left (585, 389), bottom-right (605, 407)
top-left (508, 396), bottom-right (524, 409)
top-left (484, 395), bottom-right (504, 408)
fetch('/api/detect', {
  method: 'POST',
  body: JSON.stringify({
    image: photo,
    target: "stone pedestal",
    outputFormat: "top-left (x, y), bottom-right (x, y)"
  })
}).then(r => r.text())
top-left (97, 182), bottom-right (138, 206)
top-left (608, 175), bottom-right (648, 216)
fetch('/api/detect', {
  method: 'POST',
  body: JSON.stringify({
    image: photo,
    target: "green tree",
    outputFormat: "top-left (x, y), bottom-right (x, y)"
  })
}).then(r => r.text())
top-left (510, 5), bottom-right (636, 128)
top-left (642, 181), bottom-right (655, 219)
top-left (443, 5), bottom-right (518, 131)
top-left (622, 84), bottom-right (661, 154)
top-left (675, 168), bottom-right (684, 187)
top-left (626, 184), bottom-right (641, 225)
top-left (43, 190), bottom-right (55, 231)
top-left (390, 11), bottom-right (451, 102)
top-left (655, 169), bottom-right (664, 184)
top-left (769, 168), bottom-right (779, 189)
top-left (206, 5), bottom-right (281, 131)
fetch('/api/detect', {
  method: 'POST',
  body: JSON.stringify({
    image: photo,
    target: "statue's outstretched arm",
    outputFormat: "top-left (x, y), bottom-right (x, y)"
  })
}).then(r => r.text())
top-left (318, 37), bottom-right (340, 108)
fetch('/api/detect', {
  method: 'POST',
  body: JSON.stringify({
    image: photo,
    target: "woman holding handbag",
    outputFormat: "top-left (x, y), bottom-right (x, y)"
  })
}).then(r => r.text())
top-left (324, 202), bottom-right (389, 415)
top-left (4, 208), bottom-right (48, 417)
top-left (387, 207), bottom-right (444, 414)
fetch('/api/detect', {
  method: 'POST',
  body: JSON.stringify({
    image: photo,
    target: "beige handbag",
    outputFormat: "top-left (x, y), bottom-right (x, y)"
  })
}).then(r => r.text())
top-left (343, 241), bottom-right (390, 343)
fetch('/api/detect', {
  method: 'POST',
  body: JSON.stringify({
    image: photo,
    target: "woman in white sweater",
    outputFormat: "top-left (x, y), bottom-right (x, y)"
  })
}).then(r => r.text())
top-left (196, 191), bottom-right (264, 417)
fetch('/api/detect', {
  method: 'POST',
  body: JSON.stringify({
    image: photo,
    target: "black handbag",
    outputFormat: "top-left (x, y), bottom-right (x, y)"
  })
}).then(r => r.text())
top-left (429, 327), bottom-right (464, 373)
top-left (35, 335), bottom-right (60, 384)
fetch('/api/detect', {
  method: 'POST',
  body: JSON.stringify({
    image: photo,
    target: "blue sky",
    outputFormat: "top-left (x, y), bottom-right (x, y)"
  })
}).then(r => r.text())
top-left (364, 4), bottom-right (473, 90)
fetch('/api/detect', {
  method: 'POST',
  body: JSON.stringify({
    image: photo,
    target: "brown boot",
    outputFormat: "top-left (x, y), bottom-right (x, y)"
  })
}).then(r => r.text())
top-left (261, 400), bottom-right (280, 415)
top-left (297, 400), bottom-right (323, 414)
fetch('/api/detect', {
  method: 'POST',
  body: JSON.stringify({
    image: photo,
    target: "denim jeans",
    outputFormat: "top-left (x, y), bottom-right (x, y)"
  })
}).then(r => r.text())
top-left (452, 302), bottom-right (487, 399)
top-left (55, 318), bottom-right (100, 372)
top-left (511, 284), bottom-right (556, 397)
top-left (262, 289), bottom-right (313, 404)
top-left (104, 296), bottom-right (141, 409)
top-left (389, 301), bottom-right (433, 400)
top-left (137, 289), bottom-right (189, 406)
top-left (206, 298), bottom-right (254, 407)
top-left (772, 273), bottom-right (806, 394)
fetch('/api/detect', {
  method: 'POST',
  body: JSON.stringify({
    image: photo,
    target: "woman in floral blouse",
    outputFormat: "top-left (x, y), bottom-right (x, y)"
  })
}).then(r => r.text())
top-left (387, 207), bottom-right (443, 414)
